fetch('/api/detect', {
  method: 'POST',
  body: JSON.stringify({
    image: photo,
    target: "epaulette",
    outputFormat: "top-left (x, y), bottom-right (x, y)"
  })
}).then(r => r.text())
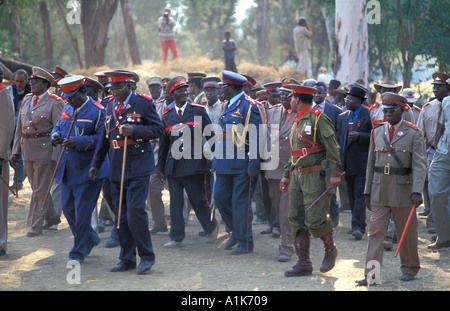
top-left (406, 121), bottom-right (419, 130)
top-left (422, 102), bottom-right (430, 108)
top-left (25, 93), bottom-right (33, 97)
top-left (311, 107), bottom-right (322, 116)
top-left (245, 96), bottom-right (259, 106)
top-left (369, 102), bottom-right (379, 111)
top-left (92, 101), bottom-right (104, 109)
top-left (139, 93), bottom-right (153, 101)
top-left (373, 121), bottom-right (386, 129)
top-left (0, 84), bottom-right (5, 90)
top-left (267, 103), bottom-right (281, 111)
top-left (49, 93), bottom-right (63, 101)
top-left (190, 102), bottom-right (206, 108)
top-left (414, 106), bottom-right (421, 112)
top-left (163, 105), bottom-right (174, 114)
top-left (403, 103), bottom-right (410, 111)
top-left (103, 94), bottom-right (114, 100)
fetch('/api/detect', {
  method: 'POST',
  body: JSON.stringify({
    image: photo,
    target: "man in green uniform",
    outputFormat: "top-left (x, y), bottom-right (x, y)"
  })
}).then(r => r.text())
top-left (280, 84), bottom-right (341, 277)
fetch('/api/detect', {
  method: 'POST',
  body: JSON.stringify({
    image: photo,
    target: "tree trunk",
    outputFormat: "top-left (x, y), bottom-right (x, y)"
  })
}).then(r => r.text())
top-left (9, 9), bottom-right (22, 61)
top-left (81, 0), bottom-right (119, 68)
top-left (40, 2), bottom-right (53, 69)
top-left (120, 0), bottom-right (141, 66)
top-left (256, 0), bottom-right (270, 65)
top-left (334, 0), bottom-right (369, 85)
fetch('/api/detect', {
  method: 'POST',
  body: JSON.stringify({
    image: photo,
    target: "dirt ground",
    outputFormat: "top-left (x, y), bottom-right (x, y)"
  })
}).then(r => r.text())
top-left (0, 174), bottom-right (449, 293)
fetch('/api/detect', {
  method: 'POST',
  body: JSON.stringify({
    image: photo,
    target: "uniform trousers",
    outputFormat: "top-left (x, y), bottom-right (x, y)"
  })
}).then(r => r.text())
top-left (288, 170), bottom-right (334, 238)
top-left (147, 174), bottom-right (167, 229)
top-left (24, 160), bottom-right (58, 228)
top-left (346, 174), bottom-right (367, 233)
top-left (215, 173), bottom-right (257, 250)
top-left (365, 205), bottom-right (420, 276)
top-left (429, 152), bottom-right (450, 243)
top-left (167, 174), bottom-right (216, 242)
top-left (0, 160), bottom-right (9, 252)
top-left (267, 178), bottom-right (294, 255)
top-left (110, 176), bottom-right (155, 264)
top-left (61, 179), bottom-right (103, 260)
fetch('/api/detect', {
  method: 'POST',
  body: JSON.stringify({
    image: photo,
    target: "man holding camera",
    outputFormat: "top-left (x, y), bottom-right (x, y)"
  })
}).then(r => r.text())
top-left (159, 8), bottom-right (179, 65)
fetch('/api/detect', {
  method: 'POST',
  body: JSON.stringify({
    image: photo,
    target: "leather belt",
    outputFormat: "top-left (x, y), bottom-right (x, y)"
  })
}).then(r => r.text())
top-left (292, 145), bottom-right (325, 158)
top-left (109, 138), bottom-right (139, 149)
top-left (374, 166), bottom-right (412, 175)
top-left (22, 131), bottom-right (51, 139)
top-left (294, 164), bottom-right (323, 174)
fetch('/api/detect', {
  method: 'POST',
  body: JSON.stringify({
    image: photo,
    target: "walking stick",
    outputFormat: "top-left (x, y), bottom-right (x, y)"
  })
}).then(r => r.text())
top-left (42, 110), bottom-right (78, 211)
top-left (0, 174), bottom-right (17, 197)
top-left (117, 125), bottom-right (127, 229)
top-left (394, 204), bottom-right (416, 258)
top-left (305, 172), bottom-right (345, 216)
top-left (210, 172), bottom-right (216, 221)
top-left (13, 162), bottom-right (18, 196)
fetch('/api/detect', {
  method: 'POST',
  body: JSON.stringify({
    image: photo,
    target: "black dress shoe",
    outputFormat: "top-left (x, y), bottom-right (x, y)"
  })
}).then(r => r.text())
top-left (225, 235), bottom-right (237, 249)
top-left (231, 246), bottom-right (253, 255)
top-left (136, 260), bottom-right (154, 274)
top-left (110, 261), bottom-right (136, 272)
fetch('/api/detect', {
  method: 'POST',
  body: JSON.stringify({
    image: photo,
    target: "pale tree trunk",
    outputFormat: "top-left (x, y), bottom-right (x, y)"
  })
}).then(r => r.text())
top-left (256, 0), bottom-right (270, 65)
top-left (120, 0), bottom-right (141, 66)
top-left (9, 9), bottom-right (22, 61)
top-left (334, 0), bottom-right (369, 85)
top-left (40, 2), bottom-right (53, 69)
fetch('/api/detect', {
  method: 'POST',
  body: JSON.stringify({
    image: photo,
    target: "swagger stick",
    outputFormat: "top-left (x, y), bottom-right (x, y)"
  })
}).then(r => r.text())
top-left (394, 204), bottom-right (416, 258)
top-left (117, 125), bottom-right (128, 229)
top-left (42, 110), bottom-right (78, 211)
top-left (0, 174), bottom-right (17, 197)
top-left (13, 162), bottom-right (18, 197)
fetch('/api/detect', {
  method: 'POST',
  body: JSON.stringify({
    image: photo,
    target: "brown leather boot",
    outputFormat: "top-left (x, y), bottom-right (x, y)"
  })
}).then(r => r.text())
top-left (320, 232), bottom-right (338, 273)
top-left (284, 234), bottom-right (313, 277)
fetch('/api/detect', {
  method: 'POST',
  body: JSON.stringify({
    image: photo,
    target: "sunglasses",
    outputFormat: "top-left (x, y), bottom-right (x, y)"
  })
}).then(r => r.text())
top-left (382, 107), bottom-right (402, 114)
top-left (110, 85), bottom-right (128, 94)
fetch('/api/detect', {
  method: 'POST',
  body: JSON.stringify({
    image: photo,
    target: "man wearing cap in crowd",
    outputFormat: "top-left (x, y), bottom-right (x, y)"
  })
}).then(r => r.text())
top-left (264, 82), bottom-right (282, 108)
top-left (416, 72), bottom-right (450, 239)
top-left (0, 68), bottom-right (15, 256)
top-left (51, 66), bottom-right (68, 97)
top-left (187, 72), bottom-right (207, 105)
top-left (12, 66), bottom-right (65, 237)
top-left (156, 76), bottom-right (218, 248)
top-left (428, 77), bottom-right (450, 251)
top-left (51, 75), bottom-right (109, 263)
top-left (401, 88), bottom-right (422, 124)
top-left (369, 76), bottom-right (415, 126)
top-left (89, 70), bottom-right (164, 274)
top-left (147, 77), bottom-right (164, 102)
top-left (280, 84), bottom-right (341, 277)
top-left (212, 70), bottom-right (264, 255)
top-left (336, 84), bottom-right (373, 240)
top-left (94, 71), bottom-right (111, 99)
top-left (264, 81), bottom-right (296, 262)
top-left (84, 77), bottom-right (104, 101)
top-left (357, 92), bottom-right (427, 285)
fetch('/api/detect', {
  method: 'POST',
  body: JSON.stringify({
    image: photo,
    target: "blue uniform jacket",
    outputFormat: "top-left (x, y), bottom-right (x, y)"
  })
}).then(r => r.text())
top-left (212, 92), bottom-right (263, 175)
top-left (157, 102), bottom-right (213, 177)
top-left (52, 97), bottom-right (109, 186)
top-left (91, 92), bottom-right (164, 182)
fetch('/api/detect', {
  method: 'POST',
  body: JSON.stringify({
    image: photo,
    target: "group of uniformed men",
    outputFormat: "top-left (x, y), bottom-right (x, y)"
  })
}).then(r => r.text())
top-left (0, 64), bottom-right (449, 284)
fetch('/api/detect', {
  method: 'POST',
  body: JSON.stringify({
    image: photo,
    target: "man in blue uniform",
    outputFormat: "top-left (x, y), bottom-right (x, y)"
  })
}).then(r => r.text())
top-left (156, 76), bottom-right (218, 247)
top-left (212, 71), bottom-right (264, 255)
top-left (89, 70), bottom-right (164, 274)
top-left (52, 75), bottom-right (108, 263)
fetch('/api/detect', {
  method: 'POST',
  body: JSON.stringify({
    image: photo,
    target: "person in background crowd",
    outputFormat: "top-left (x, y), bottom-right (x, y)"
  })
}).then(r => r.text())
top-left (158, 8), bottom-right (179, 66)
top-left (222, 31), bottom-right (237, 73)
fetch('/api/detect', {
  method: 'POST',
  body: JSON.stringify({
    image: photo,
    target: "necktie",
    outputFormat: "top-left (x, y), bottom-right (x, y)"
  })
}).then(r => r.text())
top-left (281, 109), bottom-right (289, 126)
top-left (117, 102), bottom-right (123, 115)
top-left (178, 108), bottom-right (182, 120)
top-left (389, 125), bottom-right (395, 141)
top-left (348, 112), bottom-right (354, 132)
top-left (33, 96), bottom-right (39, 107)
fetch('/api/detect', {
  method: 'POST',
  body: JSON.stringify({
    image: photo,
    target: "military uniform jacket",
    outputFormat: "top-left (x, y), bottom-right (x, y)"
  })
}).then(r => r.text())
top-left (91, 92), bottom-right (164, 183)
top-left (283, 106), bottom-right (341, 178)
top-left (157, 102), bottom-right (213, 177)
top-left (0, 84), bottom-right (15, 160)
top-left (52, 97), bottom-right (109, 186)
top-left (212, 92), bottom-right (263, 175)
top-left (364, 120), bottom-right (427, 207)
top-left (13, 91), bottom-right (64, 162)
top-left (264, 104), bottom-right (296, 180)
top-left (416, 99), bottom-right (441, 149)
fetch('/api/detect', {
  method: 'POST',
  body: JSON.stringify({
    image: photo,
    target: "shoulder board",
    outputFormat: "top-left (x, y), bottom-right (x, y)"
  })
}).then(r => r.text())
top-left (49, 93), bottom-right (63, 101)
top-left (422, 102), bottom-right (430, 108)
top-left (92, 101), bottom-right (104, 109)
top-left (369, 102), bottom-right (379, 111)
top-left (403, 103), bottom-right (410, 111)
top-left (311, 107), bottom-right (322, 116)
top-left (25, 93), bottom-right (33, 97)
top-left (0, 84), bottom-right (5, 90)
top-left (373, 121), bottom-right (386, 129)
top-left (414, 106), bottom-right (421, 111)
top-left (406, 121), bottom-right (419, 130)
top-left (163, 105), bottom-right (174, 114)
top-left (267, 103), bottom-right (281, 111)
top-left (139, 93), bottom-right (153, 101)
top-left (245, 96), bottom-right (259, 106)
top-left (103, 95), bottom-right (114, 100)
top-left (190, 102), bottom-right (206, 108)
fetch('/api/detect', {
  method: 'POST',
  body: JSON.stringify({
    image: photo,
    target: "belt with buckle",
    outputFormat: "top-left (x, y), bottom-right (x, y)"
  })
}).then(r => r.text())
top-left (109, 138), bottom-right (139, 149)
top-left (22, 131), bottom-right (51, 139)
top-left (374, 166), bottom-right (412, 175)
top-left (294, 164), bottom-right (323, 174)
top-left (292, 145), bottom-right (325, 158)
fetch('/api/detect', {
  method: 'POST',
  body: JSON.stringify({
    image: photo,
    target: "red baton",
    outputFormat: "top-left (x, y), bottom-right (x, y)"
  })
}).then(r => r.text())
top-left (394, 204), bottom-right (416, 257)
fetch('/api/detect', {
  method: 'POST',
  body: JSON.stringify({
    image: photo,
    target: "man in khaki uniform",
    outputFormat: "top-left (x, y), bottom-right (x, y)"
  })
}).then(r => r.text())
top-left (0, 67), bottom-right (15, 255)
top-left (12, 67), bottom-right (65, 237)
top-left (280, 84), bottom-right (341, 277)
top-left (357, 92), bottom-right (427, 285)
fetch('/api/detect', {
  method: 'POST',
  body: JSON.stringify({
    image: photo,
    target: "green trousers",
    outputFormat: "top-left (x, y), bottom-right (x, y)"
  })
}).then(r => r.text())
top-left (288, 170), bottom-right (334, 238)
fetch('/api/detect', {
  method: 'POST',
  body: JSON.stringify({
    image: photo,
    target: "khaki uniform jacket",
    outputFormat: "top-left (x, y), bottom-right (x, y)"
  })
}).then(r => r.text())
top-left (416, 99), bottom-right (441, 149)
top-left (12, 91), bottom-right (64, 162)
top-left (364, 120), bottom-right (427, 207)
top-left (264, 104), bottom-right (296, 180)
top-left (0, 85), bottom-right (15, 160)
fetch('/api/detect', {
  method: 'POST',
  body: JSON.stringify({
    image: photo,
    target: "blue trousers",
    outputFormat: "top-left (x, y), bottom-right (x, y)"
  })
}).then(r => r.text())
top-left (110, 176), bottom-right (155, 263)
top-left (167, 174), bottom-right (216, 242)
top-left (61, 179), bottom-right (103, 261)
top-left (215, 173), bottom-right (257, 250)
